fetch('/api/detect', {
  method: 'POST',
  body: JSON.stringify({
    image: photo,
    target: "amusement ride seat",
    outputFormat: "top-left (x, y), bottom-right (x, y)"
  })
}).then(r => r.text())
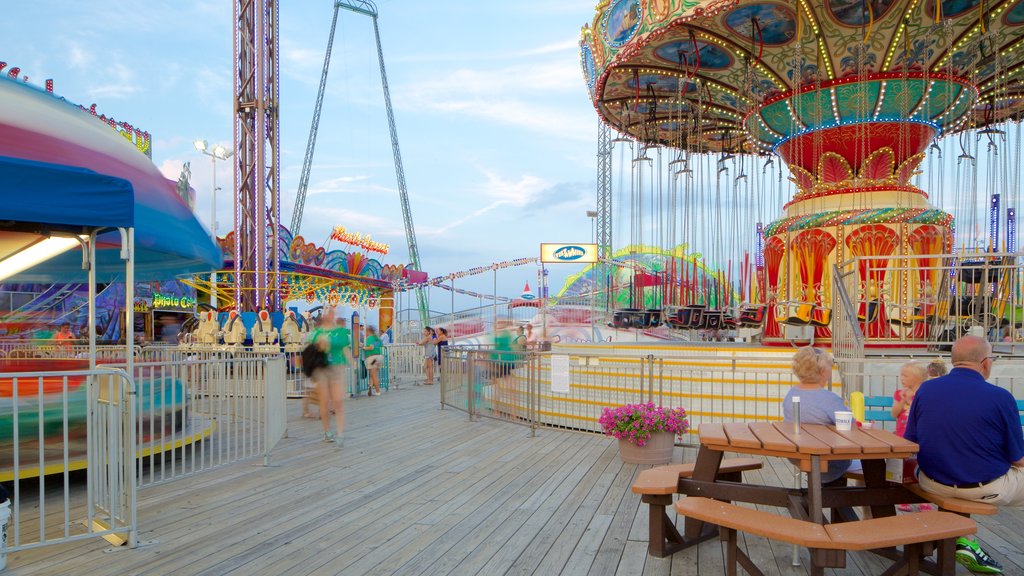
top-left (251, 309), bottom-right (279, 352)
top-left (221, 311), bottom-right (247, 352)
top-left (280, 311), bottom-right (304, 352)
top-left (196, 310), bottom-right (221, 347)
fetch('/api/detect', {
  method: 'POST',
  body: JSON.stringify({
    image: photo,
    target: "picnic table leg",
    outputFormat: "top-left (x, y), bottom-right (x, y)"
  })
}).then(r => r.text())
top-left (683, 447), bottom-right (725, 541)
top-left (862, 459), bottom-right (895, 519)
top-left (805, 455), bottom-right (847, 570)
top-left (643, 494), bottom-right (686, 557)
top-left (935, 537), bottom-right (958, 576)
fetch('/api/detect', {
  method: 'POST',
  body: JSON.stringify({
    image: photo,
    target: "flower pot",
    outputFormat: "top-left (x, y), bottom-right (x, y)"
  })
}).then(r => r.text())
top-left (618, 431), bottom-right (675, 465)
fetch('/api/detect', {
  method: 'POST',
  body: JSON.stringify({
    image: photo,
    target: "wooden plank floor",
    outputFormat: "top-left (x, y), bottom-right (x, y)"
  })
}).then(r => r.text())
top-left (6, 383), bottom-right (1024, 575)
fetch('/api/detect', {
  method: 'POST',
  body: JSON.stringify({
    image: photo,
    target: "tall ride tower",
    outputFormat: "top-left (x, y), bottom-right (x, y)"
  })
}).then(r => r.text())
top-left (233, 0), bottom-right (281, 311)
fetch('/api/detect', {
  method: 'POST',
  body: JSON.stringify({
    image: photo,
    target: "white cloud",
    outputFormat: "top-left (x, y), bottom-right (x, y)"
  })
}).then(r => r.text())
top-left (399, 57), bottom-right (593, 140)
top-left (421, 170), bottom-right (550, 236)
top-left (67, 43), bottom-right (93, 69)
top-left (308, 175), bottom-right (372, 195)
top-left (86, 62), bottom-right (140, 100)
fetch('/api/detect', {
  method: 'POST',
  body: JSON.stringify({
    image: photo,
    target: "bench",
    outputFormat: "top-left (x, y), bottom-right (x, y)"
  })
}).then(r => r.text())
top-left (675, 497), bottom-right (977, 576)
top-left (632, 457), bottom-right (763, 557)
top-left (905, 483), bottom-right (998, 516)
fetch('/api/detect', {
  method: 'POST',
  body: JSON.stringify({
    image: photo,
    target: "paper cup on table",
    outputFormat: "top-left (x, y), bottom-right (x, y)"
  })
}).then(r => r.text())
top-left (834, 411), bottom-right (854, 431)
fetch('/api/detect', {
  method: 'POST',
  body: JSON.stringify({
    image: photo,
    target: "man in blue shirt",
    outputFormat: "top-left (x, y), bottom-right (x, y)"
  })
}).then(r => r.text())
top-left (906, 335), bottom-right (1024, 574)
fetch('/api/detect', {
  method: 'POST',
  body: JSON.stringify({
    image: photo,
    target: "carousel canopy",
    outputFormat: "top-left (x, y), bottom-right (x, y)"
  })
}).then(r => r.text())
top-left (580, 0), bottom-right (1024, 152)
top-left (0, 76), bottom-right (221, 282)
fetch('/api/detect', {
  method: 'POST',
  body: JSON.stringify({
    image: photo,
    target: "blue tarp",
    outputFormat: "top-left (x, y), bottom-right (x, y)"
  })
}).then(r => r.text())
top-left (0, 155), bottom-right (134, 229)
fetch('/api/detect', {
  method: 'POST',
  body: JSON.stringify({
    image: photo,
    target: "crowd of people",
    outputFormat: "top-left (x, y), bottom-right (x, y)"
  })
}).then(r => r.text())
top-left (784, 336), bottom-right (1023, 574)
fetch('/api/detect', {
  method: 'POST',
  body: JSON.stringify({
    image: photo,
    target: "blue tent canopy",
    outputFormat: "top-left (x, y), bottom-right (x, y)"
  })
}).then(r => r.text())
top-left (1, 155), bottom-right (221, 282)
top-left (0, 155), bottom-right (133, 229)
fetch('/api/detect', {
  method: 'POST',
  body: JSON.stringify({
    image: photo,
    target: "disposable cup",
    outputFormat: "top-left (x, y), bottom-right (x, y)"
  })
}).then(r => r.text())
top-left (834, 411), bottom-right (854, 431)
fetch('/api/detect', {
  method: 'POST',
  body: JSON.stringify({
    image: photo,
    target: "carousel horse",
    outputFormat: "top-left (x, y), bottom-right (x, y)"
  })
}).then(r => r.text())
top-left (221, 310), bottom-right (247, 352)
top-left (251, 309), bottom-right (279, 352)
top-left (280, 311), bottom-right (304, 353)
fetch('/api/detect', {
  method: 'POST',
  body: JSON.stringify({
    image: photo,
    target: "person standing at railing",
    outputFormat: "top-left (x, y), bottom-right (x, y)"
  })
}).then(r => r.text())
top-left (311, 311), bottom-right (352, 445)
top-left (417, 327), bottom-right (437, 385)
top-left (490, 320), bottom-right (516, 402)
top-left (362, 325), bottom-right (383, 397)
top-left (435, 327), bottom-right (449, 372)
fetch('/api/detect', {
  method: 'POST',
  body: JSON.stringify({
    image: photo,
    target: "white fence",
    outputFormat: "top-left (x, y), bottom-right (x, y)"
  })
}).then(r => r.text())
top-left (113, 355), bottom-right (288, 488)
top-left (1, 353), bottom-right (287, 558)
top-left (2, 367), bottom-right (137, 552)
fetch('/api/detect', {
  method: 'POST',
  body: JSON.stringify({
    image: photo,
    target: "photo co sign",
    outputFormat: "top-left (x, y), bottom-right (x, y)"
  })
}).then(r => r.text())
top-left (540, 243), bottom-right (598, 264)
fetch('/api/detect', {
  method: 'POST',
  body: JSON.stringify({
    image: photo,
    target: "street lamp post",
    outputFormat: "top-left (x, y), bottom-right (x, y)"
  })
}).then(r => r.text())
top-left (194, 139), bottom-right (233, 308)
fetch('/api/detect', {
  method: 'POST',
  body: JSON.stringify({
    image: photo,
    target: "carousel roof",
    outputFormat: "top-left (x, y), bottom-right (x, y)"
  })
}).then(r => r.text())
top-left (0, 76), bottom-right (221, 282)
top-left (580, 0), bottom-right (1024, 151)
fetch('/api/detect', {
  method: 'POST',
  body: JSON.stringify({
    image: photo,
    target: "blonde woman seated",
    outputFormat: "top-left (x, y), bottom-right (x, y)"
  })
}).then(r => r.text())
top-left (782, 346), bottom-right (862, 485)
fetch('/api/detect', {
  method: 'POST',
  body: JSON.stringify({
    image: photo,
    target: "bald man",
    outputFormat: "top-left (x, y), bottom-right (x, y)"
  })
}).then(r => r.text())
top-left (905, 335), bottom-right (1024, 574)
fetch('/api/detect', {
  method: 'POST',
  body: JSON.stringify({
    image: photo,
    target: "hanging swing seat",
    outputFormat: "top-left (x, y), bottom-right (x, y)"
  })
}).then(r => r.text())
top-left (644, 309), bottom-right (663, 328)
top-left (701, 310), bottom-right (725, 330)
top-left (611, 308), bottom-right (643, 329)
top-left (779, 302), bottom-right (813, 326)
top-left (663, 306), bottom-right (687, 328)
top-left (611, 308), bottom-right (661, 329)
top-left (682, 305), bottom-right (706, 329)
top-left (809, 306), bottom-right (832, 327)
top-left (737, 305), bottom-right (766, 327)
top-left (856, 301), bottom-right (880, 324)
top-left (958, 262), bottom-right (1000, 284)
top-left (889, 301), bottom-right (936, 326)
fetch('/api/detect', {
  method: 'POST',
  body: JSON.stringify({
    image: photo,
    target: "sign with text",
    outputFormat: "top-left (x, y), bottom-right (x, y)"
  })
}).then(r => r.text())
top-left (153, 293), bottom-right (197, 311)
top-left (540, 243), bottom-right (598, 264)
top-left (550, 355), bottom-right (570, 393)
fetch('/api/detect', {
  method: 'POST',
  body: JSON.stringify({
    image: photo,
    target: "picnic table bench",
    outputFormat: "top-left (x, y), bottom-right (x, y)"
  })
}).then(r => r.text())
top-left (676, 497), bottom-right (976, 576)
top-left (631, 457), bottom-right (763, 557)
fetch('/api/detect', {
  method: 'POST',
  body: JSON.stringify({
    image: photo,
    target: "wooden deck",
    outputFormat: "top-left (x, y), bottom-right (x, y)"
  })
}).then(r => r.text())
top-left (6, 383), bottom-right (1024, 575)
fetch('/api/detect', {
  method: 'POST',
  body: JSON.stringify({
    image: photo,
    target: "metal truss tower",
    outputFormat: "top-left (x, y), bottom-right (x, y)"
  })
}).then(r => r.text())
top-left (234, 0), bottom-right (281, 311)
top-left (288, 0), bottom-right (427, 325)
top-left (596, 121), bottom-right (613, 309)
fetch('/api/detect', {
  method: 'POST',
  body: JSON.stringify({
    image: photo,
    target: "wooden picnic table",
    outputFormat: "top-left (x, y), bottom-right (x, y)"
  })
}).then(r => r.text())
top-left (671, 421), bottom-right (936, 574)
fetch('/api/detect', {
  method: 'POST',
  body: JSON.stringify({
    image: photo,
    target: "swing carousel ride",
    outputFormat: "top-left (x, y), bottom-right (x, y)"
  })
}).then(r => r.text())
top-left (579, 0), bottom-right (1024, 346)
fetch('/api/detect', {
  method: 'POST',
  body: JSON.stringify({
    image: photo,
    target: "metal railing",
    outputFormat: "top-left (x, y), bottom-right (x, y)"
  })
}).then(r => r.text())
top-left (2, 368), bottom-right (137, 552)
top-left (440, 348), bottom-right (816, 444)
top-left (108, 355), bottom-right (287, 489)
top-left (0, 343), bottom-right (140, 361)
top-left (834, 252), bottom-right (1024, 351)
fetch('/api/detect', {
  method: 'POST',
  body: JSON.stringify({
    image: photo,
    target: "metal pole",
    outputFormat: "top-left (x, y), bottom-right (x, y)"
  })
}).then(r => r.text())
top-left (591, 214), bottom-right (597, 342)
top-left (210, 154), bottom-right (218, 308)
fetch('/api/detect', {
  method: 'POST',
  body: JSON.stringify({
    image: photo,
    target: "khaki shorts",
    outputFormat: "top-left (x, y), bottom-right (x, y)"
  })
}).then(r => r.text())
top-left (364, 354), bottom-right (383, 369)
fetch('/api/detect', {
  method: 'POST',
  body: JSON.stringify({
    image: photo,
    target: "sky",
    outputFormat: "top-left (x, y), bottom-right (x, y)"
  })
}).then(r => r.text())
top-left (3, 0), bottom-right (602, 313)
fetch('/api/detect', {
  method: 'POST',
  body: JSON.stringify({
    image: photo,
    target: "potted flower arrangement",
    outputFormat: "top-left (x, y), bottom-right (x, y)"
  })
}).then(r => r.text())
top-left (599, 402), bottom-right (689, 464)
